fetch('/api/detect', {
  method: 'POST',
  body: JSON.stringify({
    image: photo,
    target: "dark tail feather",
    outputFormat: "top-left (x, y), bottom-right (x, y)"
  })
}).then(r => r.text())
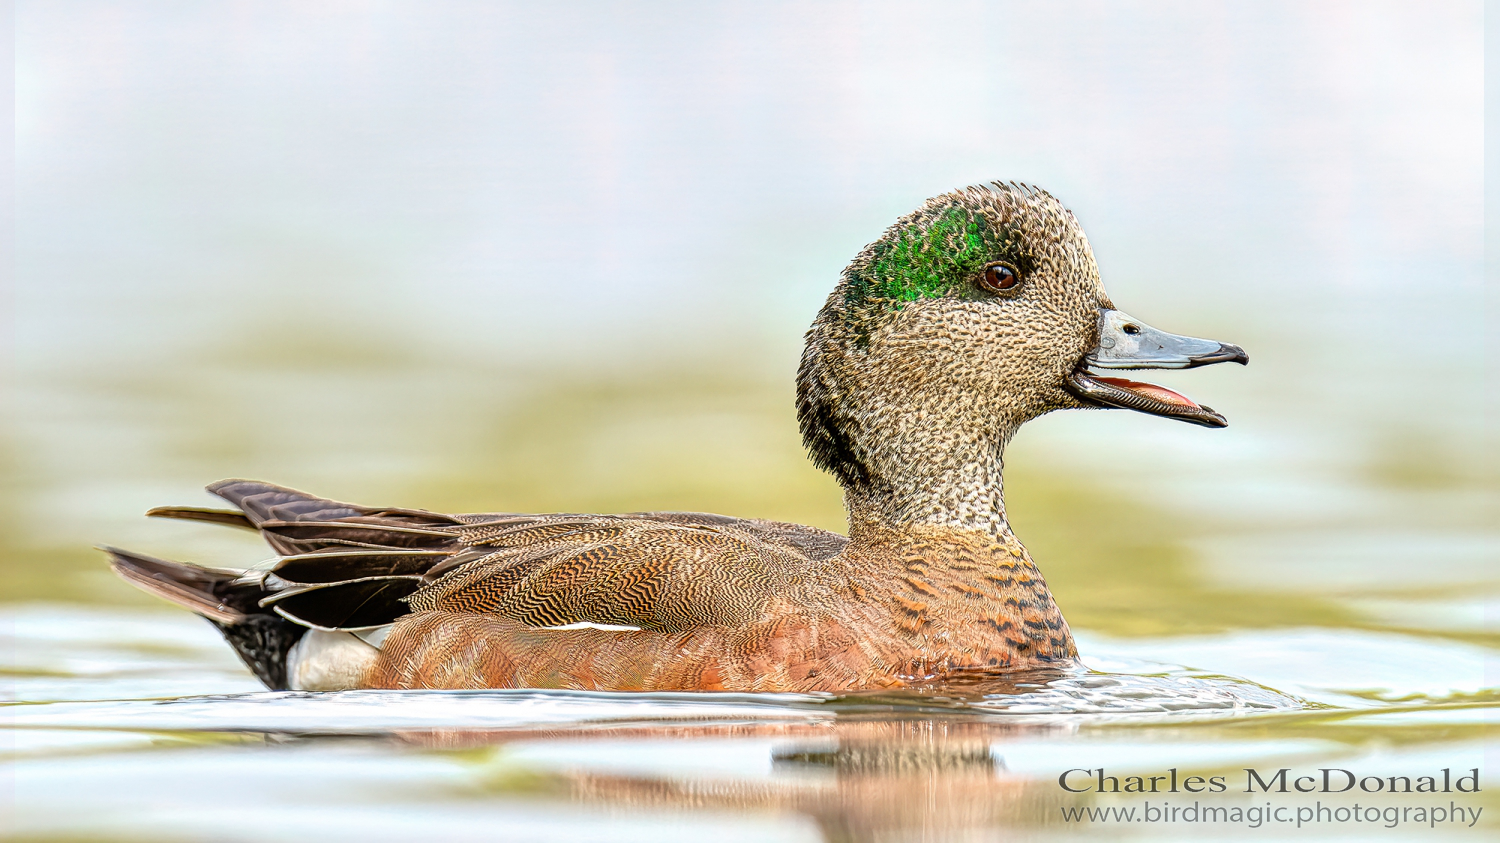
top-left (109, 480), bottom-right (464, 688)
top-left (205, 479), bottom-right (462, 555)
top-left (104, 547), bottom-right (305, 690)
top-left (207, 479), bottom-right (379, 527)
top-left (104, 546), bottom-right (254, 624)
top-left (207, 478), bottom-right (459, 528)
top-left (146, 506), bottom-right (257, 531)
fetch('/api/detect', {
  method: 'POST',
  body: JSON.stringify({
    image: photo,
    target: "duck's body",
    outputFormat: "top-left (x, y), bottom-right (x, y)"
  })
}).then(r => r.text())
top-left (113, 481), bottom-right (1070, 691)
top-left (107, 182), bottom-right (1243, 692)
top-left (371, 525), bottom-right (1069, 692)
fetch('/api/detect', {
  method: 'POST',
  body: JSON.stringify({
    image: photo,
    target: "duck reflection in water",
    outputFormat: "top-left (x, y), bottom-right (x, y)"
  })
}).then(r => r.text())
top-left (386, 715), bottom-right (1076, 842)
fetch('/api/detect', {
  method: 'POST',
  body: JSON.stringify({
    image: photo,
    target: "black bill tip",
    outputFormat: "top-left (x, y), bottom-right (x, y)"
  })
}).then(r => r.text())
top-left (1184, 343), bottom-right (1249, 368)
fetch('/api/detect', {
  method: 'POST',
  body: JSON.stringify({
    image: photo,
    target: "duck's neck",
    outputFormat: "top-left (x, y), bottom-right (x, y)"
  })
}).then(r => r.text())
top-left (843, 430), bottom-right (1013, 541)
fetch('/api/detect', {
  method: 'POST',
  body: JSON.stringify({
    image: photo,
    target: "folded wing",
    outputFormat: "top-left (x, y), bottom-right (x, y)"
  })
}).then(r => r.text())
top-left (134, 480), bottom-right (843, 635)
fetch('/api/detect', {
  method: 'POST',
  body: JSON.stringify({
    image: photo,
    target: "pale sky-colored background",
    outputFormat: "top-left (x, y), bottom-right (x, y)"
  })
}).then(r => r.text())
top-left (17, 1), bottom-right (1482, 360)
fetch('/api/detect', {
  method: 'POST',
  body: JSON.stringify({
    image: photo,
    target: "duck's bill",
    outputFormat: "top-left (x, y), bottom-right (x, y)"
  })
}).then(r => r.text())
top-left (1065, 310), bottom-right (1248, 428)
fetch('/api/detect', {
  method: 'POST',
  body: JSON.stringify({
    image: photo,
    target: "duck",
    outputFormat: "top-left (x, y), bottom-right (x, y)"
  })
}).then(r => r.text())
top-left (105, 182), bottom-right (1247, 693)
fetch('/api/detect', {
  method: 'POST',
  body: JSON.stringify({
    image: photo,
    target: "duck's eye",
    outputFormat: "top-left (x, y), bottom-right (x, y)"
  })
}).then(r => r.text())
top-left (979, 262), bottom-right (1021, 293)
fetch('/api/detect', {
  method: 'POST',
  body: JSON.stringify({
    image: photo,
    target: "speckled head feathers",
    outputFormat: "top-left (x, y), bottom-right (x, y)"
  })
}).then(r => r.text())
top-left (797, 182), bottom-right (1109, 526)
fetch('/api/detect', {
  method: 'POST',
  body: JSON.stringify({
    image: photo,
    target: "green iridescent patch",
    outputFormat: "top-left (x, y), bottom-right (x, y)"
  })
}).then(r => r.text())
top-left (841, 202), bottom-right (1021, 344)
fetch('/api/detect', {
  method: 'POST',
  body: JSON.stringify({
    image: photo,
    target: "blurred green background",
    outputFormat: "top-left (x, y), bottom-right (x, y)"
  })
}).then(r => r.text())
top-left (7, 0), bottom-right (1494, 650)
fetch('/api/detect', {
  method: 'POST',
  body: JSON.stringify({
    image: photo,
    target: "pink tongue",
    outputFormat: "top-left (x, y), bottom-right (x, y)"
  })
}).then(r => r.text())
top-left (1095, 377), bottom-right (1202, 410)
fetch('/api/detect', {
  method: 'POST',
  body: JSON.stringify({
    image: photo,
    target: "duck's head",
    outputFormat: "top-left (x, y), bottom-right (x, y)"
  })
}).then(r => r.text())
top-left (797, 182), bottom-right (1246, 529)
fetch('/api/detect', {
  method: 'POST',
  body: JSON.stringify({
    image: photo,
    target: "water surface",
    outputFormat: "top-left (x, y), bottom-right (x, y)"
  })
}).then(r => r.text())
top-left (5, 604), bottom-right (1494, 841)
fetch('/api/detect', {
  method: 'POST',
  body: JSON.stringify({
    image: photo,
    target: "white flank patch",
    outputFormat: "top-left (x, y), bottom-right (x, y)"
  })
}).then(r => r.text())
top-left (287, 630), bottom-right (379, 691)
top-left (353, 624), bottom-right (393, 649)
top-left (535, 621), bottom-right (643, 632)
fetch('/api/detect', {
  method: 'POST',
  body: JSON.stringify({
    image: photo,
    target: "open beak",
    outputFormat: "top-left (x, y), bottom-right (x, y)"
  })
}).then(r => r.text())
top-left (1064, 310), bottom-right (1248, 428)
